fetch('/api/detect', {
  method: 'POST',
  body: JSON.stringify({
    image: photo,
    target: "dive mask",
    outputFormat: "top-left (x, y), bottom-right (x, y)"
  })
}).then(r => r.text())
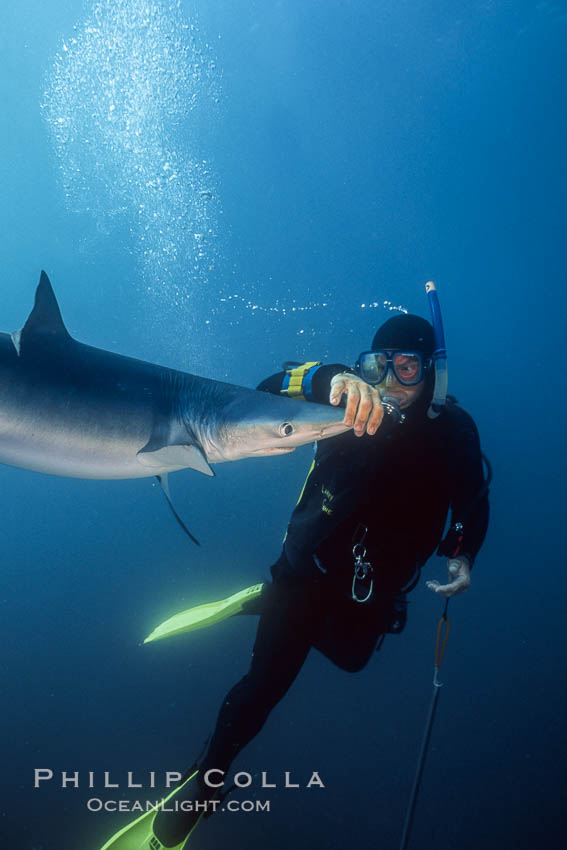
top-left (356, 349), bottom-right (429, 387)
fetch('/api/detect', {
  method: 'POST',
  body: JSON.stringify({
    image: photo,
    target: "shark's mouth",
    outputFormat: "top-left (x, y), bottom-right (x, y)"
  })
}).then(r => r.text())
top-left (315, 422), bottom-right (350, 439)
top-left (250, 446), bottom-right (297, 457)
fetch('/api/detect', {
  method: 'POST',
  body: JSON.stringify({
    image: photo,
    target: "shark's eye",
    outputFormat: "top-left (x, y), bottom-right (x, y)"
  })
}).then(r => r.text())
top-left (279, 422), bottom-right (294, 437)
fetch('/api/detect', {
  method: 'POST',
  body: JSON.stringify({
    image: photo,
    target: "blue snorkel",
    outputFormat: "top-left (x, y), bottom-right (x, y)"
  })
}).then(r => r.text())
top-left (425, 281), bottom-right (448, 418)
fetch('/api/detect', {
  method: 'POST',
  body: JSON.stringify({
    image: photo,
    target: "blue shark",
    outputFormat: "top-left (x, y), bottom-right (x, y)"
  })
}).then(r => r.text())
top-left (0, 273), bottom-right (348, 486)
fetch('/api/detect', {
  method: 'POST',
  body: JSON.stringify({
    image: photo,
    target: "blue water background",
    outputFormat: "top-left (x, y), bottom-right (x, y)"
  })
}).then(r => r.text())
top-left (1, 1), bottom-right (565, 848)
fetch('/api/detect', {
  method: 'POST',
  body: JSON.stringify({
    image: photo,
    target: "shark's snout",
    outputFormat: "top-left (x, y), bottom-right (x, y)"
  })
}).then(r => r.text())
top-left (277, 406), bottom-right (350, 448)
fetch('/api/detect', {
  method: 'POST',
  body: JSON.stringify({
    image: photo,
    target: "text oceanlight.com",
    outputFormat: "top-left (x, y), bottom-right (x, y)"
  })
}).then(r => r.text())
top-left (86, 798), bottom-right (271, 814)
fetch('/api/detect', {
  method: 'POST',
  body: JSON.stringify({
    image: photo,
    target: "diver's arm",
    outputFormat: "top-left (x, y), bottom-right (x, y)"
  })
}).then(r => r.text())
top-left (256, 371), bottom-right (289, 394)
top-left (444, 409), bottom-right (489, 567)
top-left (257, 363), bottom-right (348, 401)
top-left (426, 407), bottom-right (488, 598)
top-left (257, 364), bottom-right (383, 436)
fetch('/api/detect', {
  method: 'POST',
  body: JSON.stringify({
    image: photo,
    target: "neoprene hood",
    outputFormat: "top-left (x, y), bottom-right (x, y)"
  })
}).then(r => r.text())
top-left (372, 314), bottom-right (435, 355)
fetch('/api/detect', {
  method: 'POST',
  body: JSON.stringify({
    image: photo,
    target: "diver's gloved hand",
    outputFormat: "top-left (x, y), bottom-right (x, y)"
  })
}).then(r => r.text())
top-left (329, 373), bottom-right (384, 437)
top-left (426, 556), bottom-right (471, 597)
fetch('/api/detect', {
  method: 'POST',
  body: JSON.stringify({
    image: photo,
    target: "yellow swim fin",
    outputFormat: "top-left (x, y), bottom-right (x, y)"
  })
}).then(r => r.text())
top-left (97, 769), bottom-right (199, 850)
top-left (144, 583), bottom-right (265, 644)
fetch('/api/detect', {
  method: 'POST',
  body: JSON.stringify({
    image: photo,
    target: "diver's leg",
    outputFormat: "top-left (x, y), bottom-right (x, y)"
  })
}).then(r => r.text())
top-left (153, 580), bottom-right (316, 845)
top-left (201, 581), bottom-right (315, 773)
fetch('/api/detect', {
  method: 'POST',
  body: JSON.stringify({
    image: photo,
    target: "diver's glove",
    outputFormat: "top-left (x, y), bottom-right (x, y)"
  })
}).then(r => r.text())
top-left (329, 372), bottom-right (384, 437)
top-left (426, 556), bottom-right (471, 597)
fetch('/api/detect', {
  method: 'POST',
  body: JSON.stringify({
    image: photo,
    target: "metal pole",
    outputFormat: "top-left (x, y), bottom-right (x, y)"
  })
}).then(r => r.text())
top-left (399, 680), bottom-right (442, 850)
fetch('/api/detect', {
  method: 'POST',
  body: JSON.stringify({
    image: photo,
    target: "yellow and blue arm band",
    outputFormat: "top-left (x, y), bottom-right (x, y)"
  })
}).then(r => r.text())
top-left (281, 361), bottom-right (321, 400)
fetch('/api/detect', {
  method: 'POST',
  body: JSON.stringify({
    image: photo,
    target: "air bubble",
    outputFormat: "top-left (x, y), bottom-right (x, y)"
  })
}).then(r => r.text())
top-left (42, 0), bottom-right (222, 297)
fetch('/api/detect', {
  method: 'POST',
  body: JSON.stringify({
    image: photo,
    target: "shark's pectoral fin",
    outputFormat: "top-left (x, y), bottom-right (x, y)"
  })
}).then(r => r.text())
top-left (156, 474), bottom-right (200, 546)
top-left (137, 442), bottom-right (215, 476)
top-left (10, 330), bottom-right (22, 356)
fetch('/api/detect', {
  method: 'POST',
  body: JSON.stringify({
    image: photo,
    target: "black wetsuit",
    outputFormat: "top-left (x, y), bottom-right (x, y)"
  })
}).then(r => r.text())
top-left (199, 363), bottom-right (489, 779)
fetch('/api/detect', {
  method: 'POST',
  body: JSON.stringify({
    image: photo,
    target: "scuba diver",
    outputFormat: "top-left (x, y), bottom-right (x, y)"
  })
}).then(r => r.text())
top-left (99, 284), bottom-right (489, 850)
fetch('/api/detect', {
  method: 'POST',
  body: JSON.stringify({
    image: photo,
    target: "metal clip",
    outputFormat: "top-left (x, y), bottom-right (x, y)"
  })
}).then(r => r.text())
top-left (351, 542), bottom-right (374, 603)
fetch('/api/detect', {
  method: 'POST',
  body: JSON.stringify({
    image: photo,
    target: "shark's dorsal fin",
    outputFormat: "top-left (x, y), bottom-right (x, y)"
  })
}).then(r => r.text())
top-left (19, 271), bottom-right (73, 348)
